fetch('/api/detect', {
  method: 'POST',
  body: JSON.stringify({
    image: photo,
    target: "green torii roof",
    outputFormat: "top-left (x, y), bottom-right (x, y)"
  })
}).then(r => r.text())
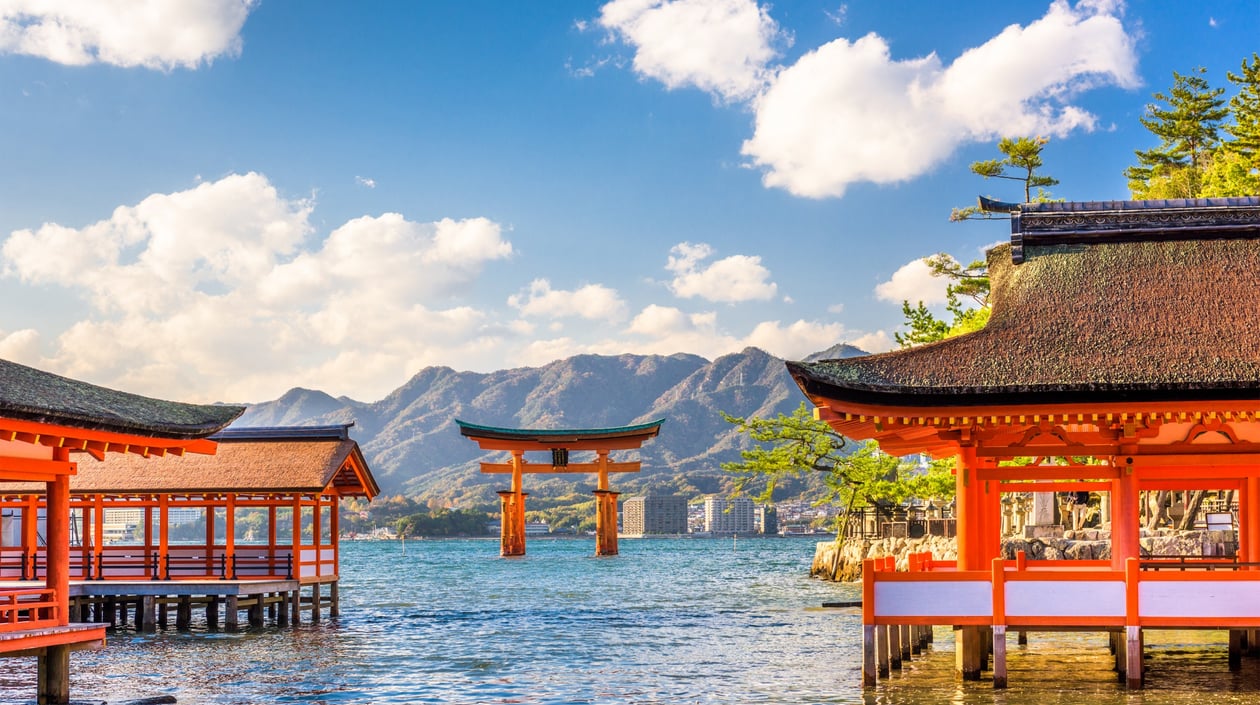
top-left (455, 418), bottom-right (664, 445)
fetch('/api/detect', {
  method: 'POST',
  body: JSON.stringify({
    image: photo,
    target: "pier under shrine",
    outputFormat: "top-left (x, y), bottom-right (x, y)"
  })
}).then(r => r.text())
top-left (456, 419), bottom-right (664, 556)
top-left (787, 198), bottom-right (1260, 690)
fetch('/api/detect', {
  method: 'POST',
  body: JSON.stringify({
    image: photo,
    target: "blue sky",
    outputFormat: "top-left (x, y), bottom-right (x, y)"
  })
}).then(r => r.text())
top-left (0, 0), bottom-right (1256, 403)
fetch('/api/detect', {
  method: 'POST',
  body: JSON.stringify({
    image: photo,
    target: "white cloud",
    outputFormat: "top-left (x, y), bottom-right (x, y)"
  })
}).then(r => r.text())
top-left (602, 0), bottom-right (1138, 198)
top-left (850, 330), bottom-right (894, 354)
top-left (665, 242), bottom-right (777, 302)
top-left (508, 279), bottom-right (628, 321)
top-left (0, 172), bottom-right (514, 402)
top-left (355, 176), bottom-right (376, 189)
top-left (0, 0), bottom-right (256, 69)
top-left (874, 258), bottom-right (950, 305)
top-left (598, 0), bottom-right (786, 102)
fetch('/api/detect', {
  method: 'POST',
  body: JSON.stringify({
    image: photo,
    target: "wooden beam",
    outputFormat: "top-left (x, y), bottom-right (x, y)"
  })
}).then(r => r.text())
top-left (978, 465), bottom-right (1120, 481)
top-left (479, 461), bottom-right (641, 474)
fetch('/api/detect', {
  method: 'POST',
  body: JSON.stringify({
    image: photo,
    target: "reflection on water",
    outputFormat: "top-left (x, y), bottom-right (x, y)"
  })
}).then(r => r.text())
top-left (3, 539), bottom-right (1260, 704)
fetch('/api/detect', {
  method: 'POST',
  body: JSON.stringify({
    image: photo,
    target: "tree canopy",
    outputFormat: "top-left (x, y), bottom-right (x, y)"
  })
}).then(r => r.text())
top-left (720, 403), bottom-right (954, 542)
top-left (951, 136), bottom-right (1059, 221)
top-left (1126, 63), bottom-right (1260, 199)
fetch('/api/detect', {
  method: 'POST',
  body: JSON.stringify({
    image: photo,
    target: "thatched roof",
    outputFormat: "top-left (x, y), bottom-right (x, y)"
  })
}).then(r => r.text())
top-left (0, 358), bottom-right (242, 439)
top-left (51, 425), bottom-right (378, 497)
top-left (789, 198), bottom-right (1260, 408)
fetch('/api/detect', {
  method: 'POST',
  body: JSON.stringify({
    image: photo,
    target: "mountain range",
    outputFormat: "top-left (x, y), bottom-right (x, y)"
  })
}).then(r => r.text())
top-left (236, 343), bottom-right (867, 507)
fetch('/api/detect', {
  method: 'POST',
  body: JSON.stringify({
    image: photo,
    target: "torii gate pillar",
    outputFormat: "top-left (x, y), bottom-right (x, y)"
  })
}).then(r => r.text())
top-left (497, 450), bottom-right (528, 557)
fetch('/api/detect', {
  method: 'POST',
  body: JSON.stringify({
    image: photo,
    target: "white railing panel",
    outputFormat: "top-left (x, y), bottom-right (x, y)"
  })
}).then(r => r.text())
top-left (874, 580), bottom-right (991, 617)
top-left (1141, 580), bottom-right (1260, 619)
top-left (1006, 580), bottom-right (1125, 618)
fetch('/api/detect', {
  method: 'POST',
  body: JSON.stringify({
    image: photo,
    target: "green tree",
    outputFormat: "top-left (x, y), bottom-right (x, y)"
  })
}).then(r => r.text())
top-left (895, 254), bottom-right (991, 348)
top-left (951, 136), bottom-right (1059, 221)
top-left (1126, 67), bottom-right (1229, 199)
top-left (720, 403), bottom-right (954, 542)
top-left (1224, 53), bottom-right (1260, 163)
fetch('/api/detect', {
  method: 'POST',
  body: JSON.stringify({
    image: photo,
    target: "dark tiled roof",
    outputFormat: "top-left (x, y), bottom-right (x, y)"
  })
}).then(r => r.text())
top-left (0, 359), bottom-right (243, 439)
top-left (53, 434), bottom-right (378, 497)
top-left (790, 201), bottom-right (1260, 408)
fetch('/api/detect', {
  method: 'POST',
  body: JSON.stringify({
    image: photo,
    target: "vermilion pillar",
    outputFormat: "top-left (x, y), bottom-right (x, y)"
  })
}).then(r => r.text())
top-left (46, 473), bottom-right (70, 626)
top-left (1247, 475), bottom-right (1260, 566)
top-left (1111, 453), bottom-right (1140, 571)
top-left (956, 445), bottom-right (982, 571)
top-left (593, 490), bottom-right (620, 556)
top-left (497, 490), bottom-right (527, 556)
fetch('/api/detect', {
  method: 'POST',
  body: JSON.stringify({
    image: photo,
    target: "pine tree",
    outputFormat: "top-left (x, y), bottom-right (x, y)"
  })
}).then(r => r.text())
top-left (1224, 53), bottom-right (1260, 161)
top-left (1126, 67), bottom-right (1228, 199)
top-left (950, 137), bottom-right (1059, 221)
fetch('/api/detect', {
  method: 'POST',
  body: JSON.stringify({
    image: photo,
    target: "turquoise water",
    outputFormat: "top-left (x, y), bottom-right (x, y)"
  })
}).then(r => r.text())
top-left (3, 538), bottom-right (1260, 704)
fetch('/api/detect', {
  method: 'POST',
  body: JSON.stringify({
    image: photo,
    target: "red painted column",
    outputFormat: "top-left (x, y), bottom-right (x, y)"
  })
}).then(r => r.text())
top-left (46, 455), bottom-right (71, 626)
top-left (1111, 453), bottom-right (1140, 571)
top-left (1247, 476), bottom-right (1260, 567)
top-left (956, 445), bottom-right (982, 571)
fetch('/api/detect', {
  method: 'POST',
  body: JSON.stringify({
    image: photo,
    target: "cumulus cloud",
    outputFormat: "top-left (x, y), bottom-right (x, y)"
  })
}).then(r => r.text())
top-left (602, 0), bottom-right (1138, 198)
top-left (508, 279), bottom-right (628, 321)
top-left (598, 0), bottom-right (787, 102)
top-left (1, 172), bottom-right (514, 402)
top-left (874, 257), bottom-right (950, 305)
top-left (355, 176), bottom-right (376, 189)
top-left (665, 242), bottom-right (777, 302)
top-left (0, 0), bottom-right (256, 69)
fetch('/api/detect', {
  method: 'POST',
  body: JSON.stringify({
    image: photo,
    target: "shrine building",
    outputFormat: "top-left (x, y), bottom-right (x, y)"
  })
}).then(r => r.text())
top-left (786, 198), bottom-right (1260, 689)
top-left (0, 358), bottom-right (242, 703)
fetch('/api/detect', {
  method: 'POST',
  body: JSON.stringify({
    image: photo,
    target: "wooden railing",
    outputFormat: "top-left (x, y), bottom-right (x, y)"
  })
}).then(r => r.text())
top-left (0, 588), bottom-right (58, 632)
top-left (865, 551), bottom-right (1260, 630)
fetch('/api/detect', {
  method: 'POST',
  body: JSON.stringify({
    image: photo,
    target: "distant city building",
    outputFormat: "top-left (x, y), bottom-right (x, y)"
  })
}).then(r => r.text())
top-left (622, 494), bottom-right (688, 535)
top-left (755, 505), bottom-right (778, 535)
top-left (704, 496), bottom-right (754, 534)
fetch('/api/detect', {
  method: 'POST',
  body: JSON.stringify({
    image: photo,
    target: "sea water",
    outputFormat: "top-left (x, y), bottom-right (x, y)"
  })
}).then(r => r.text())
top-left (2, 537), bottom-right (1260, 704)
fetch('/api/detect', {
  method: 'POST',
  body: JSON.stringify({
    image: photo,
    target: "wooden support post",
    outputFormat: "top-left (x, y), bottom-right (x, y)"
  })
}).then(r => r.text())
top-left (311, 582), bottom-right (322, 623)
top-left (1126, 626), bottom-right (1143, 689)
top-left (207, 597), bottom-right (219, 629)
top-left (1113, 631), bottom-right (1126, 679)
top-left (889, 621), bottom-right (902, 670)
top-left (1231, 629), bottom-right (1245, 671)
top-left (248, 597), bottom-right (264, 627)
top-left (876, 624), bottom-right (890, 678)
top-left (176, 596), bottom-right (192, 630)
top-left (117, 599), bottom-right (128, 627)
top-left (103, 597), bottom-right (116, 626)
top-left (277, 594), bottom-right (290, 627)
top-left (330, 581), bottom-right (340, 618)
top-left (911, 625), bottom-right (922, 655)
top-left (290, 589), bottom-right (302, 625)
top-left (268, 594), bottom-right (278, 622)
top-left (140, 596), bottom-right (156, 632)
top-left (225, 595), bottom-right (239, 631)
top-left (37, 644), bottom-right (70, 705)
top-left (955, 627), bottom-right (983, 680)
top-left (992, 625), bottom-right (1007, 689)
top-left (1018, 630), bottom-right (1027, 645)
top-left (862, 624), bottom-right (877, 686)
top-left (158, 601), bottom-right (168, 630)
top-left (900, 624), bottom-right (912, 662)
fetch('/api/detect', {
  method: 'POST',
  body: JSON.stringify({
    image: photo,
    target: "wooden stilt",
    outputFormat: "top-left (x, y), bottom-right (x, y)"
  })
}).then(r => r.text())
top-left (876, 624), bottom-right (891, 678)
top-left (1231, 629), bottom-right (1245, 671)
top-left (955, 627), bottom-right (983, 680)
top-left (992, 625), bottom-right (1007, 689)
top-left (117, 599), bottom-right (128, 627)
top-left (329, 581), bottom-right (340, 618)
top-left (37, 644), bottom-right (70, 705)
top-left (140, 596), bottom-right (156, 632)
top-left (176, 596), bottom-right (192, 630)
top-left (1125, 626), bottom-right (1143, 689)
top-left (900, 624), bottom-right (912, 661)
top-left (248, 597), bottom-right (264, 627)
top-left (290, 589), bottom-right (301, 625)
top-left (277, 594), bottom-right (290, 627)
top-left (207, 597), bottom-right (219, 629)
top-left (911, 625), bottom-right (923, 655)
top-left (1113, 631), bottom-right (1127, 680)
top-left (225, 595), bottom-right (239, 631)
top-left (311, 583), bottom-right (322, 623)
top-left (862, 625), bottom-right (878, 686)
top-left (1017, 630), bottom-right (1027, 645)
top-left (157, 600), bottom-right (168, 629)
top-left (889, 621), bottom-right (902, 670)
top-left (268, 594), bottom-right (278, 623)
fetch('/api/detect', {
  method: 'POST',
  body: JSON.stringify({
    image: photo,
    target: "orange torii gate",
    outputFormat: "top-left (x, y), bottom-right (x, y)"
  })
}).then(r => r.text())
top-left (456, 420), bottom-right (664, 557)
